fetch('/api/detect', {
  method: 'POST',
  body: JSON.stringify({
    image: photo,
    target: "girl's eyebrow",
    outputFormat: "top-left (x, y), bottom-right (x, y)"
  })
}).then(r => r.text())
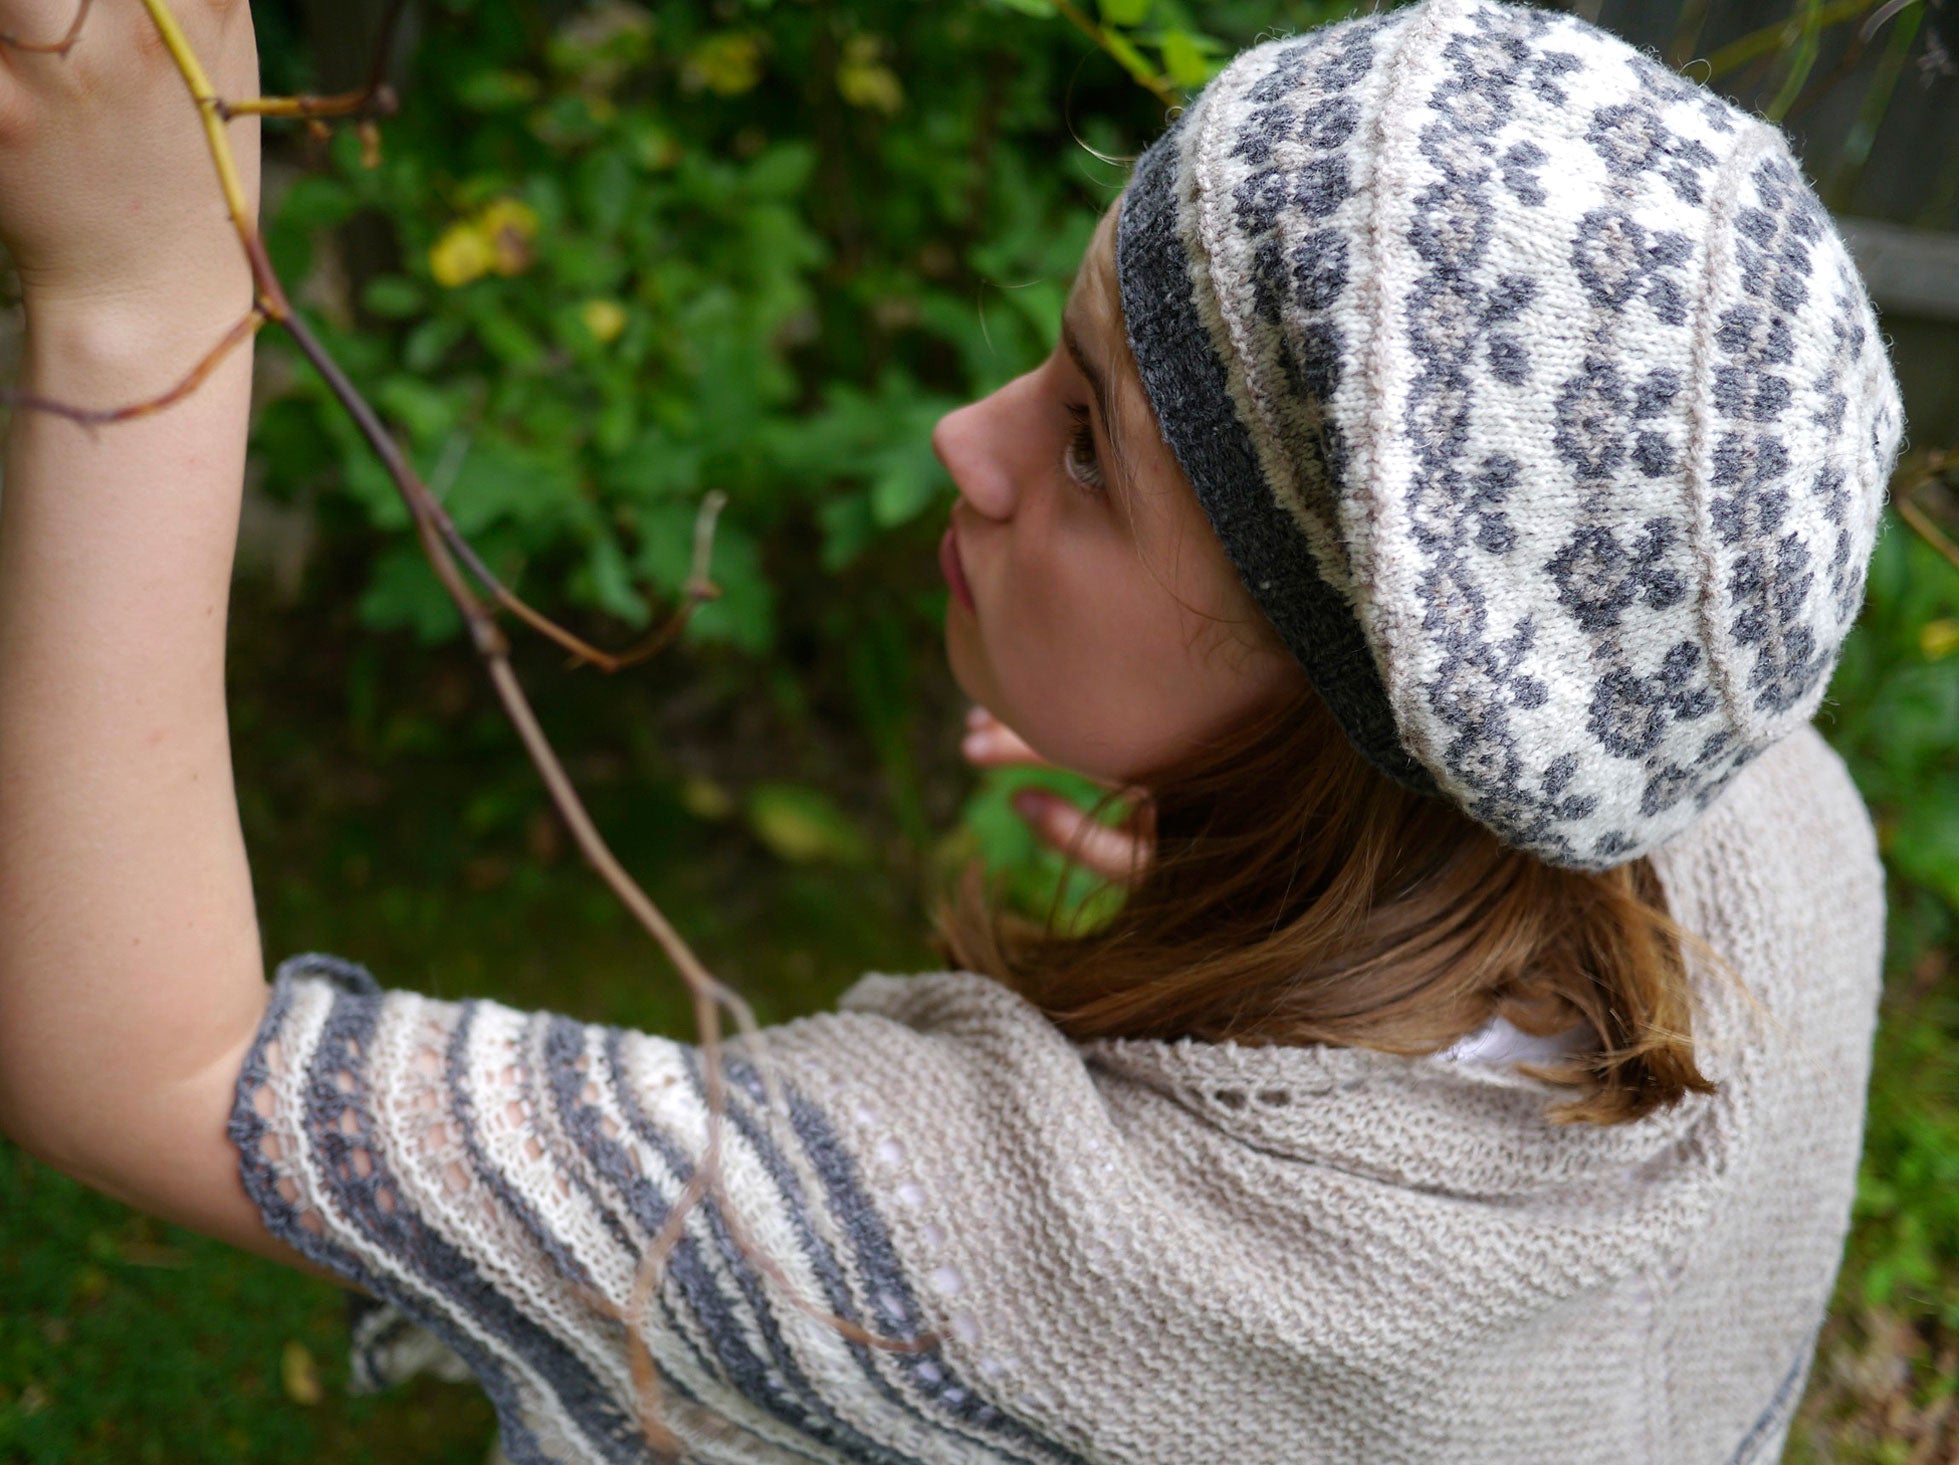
top-left (1057, 319), bottom-right (1120, 428)
top-left (1061, 313), bottom-right (1133, 482)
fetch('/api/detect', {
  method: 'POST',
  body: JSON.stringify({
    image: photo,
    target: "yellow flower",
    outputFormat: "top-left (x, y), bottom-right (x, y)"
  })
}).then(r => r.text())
top-left (837, 36), bottom-right (903, 115)
top-left (580, 298), bottom-right (628, 344)
top-left (429, 221), bottom-right (495, 288)
top-left (430, 199), bottom-right (540, 288)
top-left (686, 32), bottom-right (763, 96)
top-left (1920, 617), bottom-right (1959, 661)
top-left (478, 198), bottom-right (540, 277)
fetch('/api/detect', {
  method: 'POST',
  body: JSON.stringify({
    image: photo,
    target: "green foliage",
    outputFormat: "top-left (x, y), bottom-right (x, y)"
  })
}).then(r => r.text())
top-left (1819, 507), bottom-right (1959, 1337)
top-left (258, 0), bottom-right (1095, 657)
top-left (1852, 988), bottom-right (1959, 1328)
top-left (251, 0), bottom-right (1352, 670)
top-left (954, 763), bottom-right (1132, 930)
top-left (746, 781), bottom-right (873, 864)
top-left (1828, 515), bottom-right (1959, 909)
top-left (10, 0), bottom-right (1950, 1455)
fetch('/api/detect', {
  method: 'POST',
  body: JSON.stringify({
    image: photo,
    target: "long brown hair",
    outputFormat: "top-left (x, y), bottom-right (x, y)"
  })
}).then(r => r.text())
top-left (938, 686), bottom-right (1718, 1126)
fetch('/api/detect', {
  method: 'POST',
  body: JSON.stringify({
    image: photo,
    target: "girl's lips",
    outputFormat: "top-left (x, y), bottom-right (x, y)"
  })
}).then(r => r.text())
top-left (940, 523), bottom-right (976, 613)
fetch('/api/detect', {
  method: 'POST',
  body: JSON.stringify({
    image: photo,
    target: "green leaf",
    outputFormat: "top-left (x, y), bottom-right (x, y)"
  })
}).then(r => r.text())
top-left (403, 316), bottom-right (467, 373)
top-left (580, 530), bottom-right (648, 624)
top-left (1888, 774), bottom-right (1959, 909)
top-left (869, 434), bottom-right (950, 527)
top-left (745, 783), bottom-right (872, 864)
top-left (818, 491), bottom-right (878, 571)
top-left (275, 175), bottom-right (360, 232)
top-left (1158, 30), bottom-right (1215, 88)
top-left (991, 0), bottom-right (1057, 16)
top-left (473, 309), bottom-right (546, 370)
top-left (375, 375), bottom-right (459, 446)
top-left (1100, 0), bottom-right (1152, 27)
top-left (456, 68), bottom-right (541, 110)
top-left (578, 148), bottom-right (637, 236)
top-left (1099, 27), bottom-right (1158, 86)
top-left (357, 542), bottom-right (464, 643)
top-left (742, 142), bottom-right (818, 200)
top-left (446, 436), bottom-right (581, 535)
top-left (687, 522), bottom-right (774, 653)
top-left (604, 426), bottom-right (706, 503)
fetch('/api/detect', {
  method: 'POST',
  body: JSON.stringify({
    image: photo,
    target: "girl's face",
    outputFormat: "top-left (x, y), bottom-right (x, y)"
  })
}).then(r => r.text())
top-left (933, 200), bottom-right (1305, 786)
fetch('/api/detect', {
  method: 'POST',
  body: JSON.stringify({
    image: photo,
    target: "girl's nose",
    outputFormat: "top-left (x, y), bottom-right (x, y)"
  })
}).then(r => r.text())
top-left (932, 391), bottom-right (1020, 522)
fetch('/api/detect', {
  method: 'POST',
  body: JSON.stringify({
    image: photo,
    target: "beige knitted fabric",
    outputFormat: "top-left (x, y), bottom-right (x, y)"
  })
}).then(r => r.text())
top-left (231, 723), bottom-right (1883, 1464)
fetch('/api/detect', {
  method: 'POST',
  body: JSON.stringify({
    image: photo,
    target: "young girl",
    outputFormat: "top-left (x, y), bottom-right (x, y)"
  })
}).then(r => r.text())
top-left (0, 0), bottom-right (1905, 1459)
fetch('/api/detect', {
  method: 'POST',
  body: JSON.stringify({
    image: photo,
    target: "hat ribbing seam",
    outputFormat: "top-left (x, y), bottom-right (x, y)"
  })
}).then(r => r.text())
top-left (1681, 122), bottom-right (1783, 743)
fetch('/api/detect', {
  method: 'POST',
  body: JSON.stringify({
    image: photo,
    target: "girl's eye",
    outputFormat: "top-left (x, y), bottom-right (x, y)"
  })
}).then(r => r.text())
top-left (1062, 404), bottom-right (1106, 494)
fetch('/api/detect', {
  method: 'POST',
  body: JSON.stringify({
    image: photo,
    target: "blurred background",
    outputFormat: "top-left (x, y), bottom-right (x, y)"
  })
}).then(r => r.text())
top-left (0, 0), bottom-right (1955, 1457)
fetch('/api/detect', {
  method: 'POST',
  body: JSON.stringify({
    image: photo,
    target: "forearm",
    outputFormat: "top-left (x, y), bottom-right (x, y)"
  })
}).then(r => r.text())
top-left (0, 297), bottom-right (267, 1206)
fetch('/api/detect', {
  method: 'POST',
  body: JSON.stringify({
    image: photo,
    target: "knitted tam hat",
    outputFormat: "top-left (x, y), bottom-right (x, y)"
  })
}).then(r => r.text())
top-left (1116, 0), bottom-right (1904, 871)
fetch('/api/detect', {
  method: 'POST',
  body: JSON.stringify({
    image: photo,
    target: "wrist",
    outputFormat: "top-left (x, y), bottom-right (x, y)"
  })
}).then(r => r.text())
top-left (19, 287), bottom-right (258, 403)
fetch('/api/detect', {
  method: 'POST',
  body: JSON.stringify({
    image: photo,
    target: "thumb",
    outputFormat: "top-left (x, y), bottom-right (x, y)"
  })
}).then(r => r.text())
top-left (1012, 789), bottom-right (1151, 885)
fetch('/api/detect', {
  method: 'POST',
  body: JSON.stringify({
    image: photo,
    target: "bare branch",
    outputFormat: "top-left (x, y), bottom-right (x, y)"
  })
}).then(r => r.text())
top-left (1048, 0), bottom-right (1179, 109)
top-left (1895, 449), bottom-right (1959, 574)
top-left (4, 1), bottom-right (942, 1445)
top-left (0, 305), bottom-right (266, 427)
top-left (217, 83), bottom-right (398, 123)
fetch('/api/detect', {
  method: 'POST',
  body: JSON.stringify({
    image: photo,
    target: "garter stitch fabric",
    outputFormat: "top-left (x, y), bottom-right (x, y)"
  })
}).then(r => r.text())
top-left (1116, 0), bottom-right (1904, 870)
top-left (228, 727), bottom-right (1885, 1463)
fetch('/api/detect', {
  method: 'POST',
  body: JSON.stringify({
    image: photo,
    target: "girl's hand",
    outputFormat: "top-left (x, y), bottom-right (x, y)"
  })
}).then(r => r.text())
top-left (961, 706), bottom-right (1156, 885)
top-left (0, 0), bottom-right (258, 324)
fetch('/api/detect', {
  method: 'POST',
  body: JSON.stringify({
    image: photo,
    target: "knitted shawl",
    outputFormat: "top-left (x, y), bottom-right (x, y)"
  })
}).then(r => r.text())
top-left (229, 725), bottom-right (1883, 1463)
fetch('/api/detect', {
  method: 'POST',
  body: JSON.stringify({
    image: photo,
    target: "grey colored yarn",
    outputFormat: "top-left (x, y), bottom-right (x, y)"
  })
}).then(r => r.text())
top-left (1116, 0), bottom-right (1903, 870)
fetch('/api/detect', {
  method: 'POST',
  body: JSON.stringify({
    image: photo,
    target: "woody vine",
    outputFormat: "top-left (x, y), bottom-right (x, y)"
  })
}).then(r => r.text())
top-left (1, 0), bottom-right (1955, 1452)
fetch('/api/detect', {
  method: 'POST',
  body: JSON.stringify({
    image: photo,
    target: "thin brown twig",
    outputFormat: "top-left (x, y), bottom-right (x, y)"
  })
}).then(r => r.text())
top-left (158, 0), bottom-right (930, 1437)
top-left (216, 82), bottom-right (398, 122)
top-left (218, 0), bottom-right (406, 124)
top-left (274, 305), bottom-right (740, 1008)
top-left (1047, 0), bottom-right (1179, 110)
top-left (6, 0), bottom-right (936, 1446)
top-left (1895, 450), bottom-right (1959, 574)
top-left (0, 305), bottom-right (267, 426)
top-left (421, 492), bottom-right (723, 674)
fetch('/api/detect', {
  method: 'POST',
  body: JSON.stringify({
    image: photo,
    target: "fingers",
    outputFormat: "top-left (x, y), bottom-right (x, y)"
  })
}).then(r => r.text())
top-left (961, 706), bottom-right (1047, 770)
top-left (1010, 788), bottom-right (1153, 885)
top-left (960, 704), bottom-right (1153, 882)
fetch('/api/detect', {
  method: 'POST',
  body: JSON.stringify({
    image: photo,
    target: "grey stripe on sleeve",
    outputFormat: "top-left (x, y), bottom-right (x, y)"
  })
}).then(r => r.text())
top-left (579, 1022), bottom-right (915, 1465)
top-left (275, 968), bottom-right (645, 1465)
top-left (706, 1055), bottom-right (1054, 1465)
top-left (440, 1005), bottom-right (724, 1433)
top-left (731, 1054), bottom-right (1094, 1465)
top-left (1726, 1334), bottom-right (1816, 1465)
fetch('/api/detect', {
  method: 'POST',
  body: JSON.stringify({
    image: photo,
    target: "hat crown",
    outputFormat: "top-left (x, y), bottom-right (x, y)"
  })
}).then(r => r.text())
top-left (1118, 0), bottom-right (1903, 869)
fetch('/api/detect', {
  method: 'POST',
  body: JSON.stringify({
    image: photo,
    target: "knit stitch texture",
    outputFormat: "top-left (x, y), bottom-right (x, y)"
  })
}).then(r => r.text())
top-left (1116, 0), bottom-right (1904, 869)
top-left (229, 725), bottom-right (1883, 1463)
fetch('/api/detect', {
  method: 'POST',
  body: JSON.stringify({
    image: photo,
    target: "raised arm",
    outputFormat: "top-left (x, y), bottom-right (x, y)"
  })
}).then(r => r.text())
top-left (0, 0), bottom-right (283, 1254)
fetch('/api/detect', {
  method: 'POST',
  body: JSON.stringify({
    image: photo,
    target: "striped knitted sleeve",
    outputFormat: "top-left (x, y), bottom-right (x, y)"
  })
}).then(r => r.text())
top-left (227, 954), bottom-right (1091, 1465)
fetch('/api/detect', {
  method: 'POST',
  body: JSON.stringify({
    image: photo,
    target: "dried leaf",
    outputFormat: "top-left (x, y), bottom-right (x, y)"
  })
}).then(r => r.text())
top-left (282, 1340), bottom-right (324, 1407)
